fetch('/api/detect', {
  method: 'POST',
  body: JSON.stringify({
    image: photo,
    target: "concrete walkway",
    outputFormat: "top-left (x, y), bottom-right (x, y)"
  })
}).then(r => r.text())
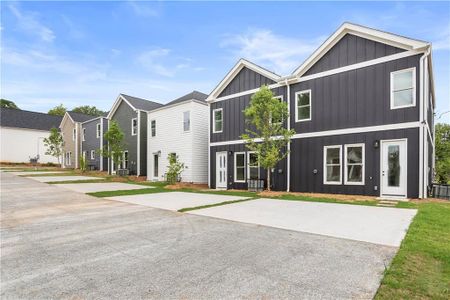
top-left (189, 198), bottom-right (417, 247)
top-left (27, 176), bottom-right (105, 182)
top-left (105, 192), bottom-right (249, 211)
top-left (11, 171), bottom-right (68, 175)
top-left (55, 182), bottom-right (153, 193)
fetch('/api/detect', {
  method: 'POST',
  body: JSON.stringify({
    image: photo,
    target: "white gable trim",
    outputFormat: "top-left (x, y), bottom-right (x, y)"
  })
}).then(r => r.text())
top-left (206, 58), bottom-right (281, 102)
top-left (107, 94), bottom-right (137, 119)
top-left (293, 22), bottom-right (430, 77)
top-left (59, 112), bottom-right (75, 129)
top-left (148, 99), bottom-right (206, 115)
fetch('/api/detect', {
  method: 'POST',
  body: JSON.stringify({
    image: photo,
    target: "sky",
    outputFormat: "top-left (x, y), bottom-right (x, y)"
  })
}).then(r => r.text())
top-left (1, 1), bottom-right (449, 123)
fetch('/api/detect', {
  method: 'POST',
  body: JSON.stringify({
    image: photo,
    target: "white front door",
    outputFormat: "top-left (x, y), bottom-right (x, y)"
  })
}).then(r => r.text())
top-left (216, 152), bottom-right (227, 189)
top-left (380, 139), bottom-right (407, 198)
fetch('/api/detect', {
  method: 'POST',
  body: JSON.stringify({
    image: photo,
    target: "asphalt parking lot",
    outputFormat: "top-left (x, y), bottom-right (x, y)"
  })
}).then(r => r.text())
top-left (1, 172), bottom-right (397, 299)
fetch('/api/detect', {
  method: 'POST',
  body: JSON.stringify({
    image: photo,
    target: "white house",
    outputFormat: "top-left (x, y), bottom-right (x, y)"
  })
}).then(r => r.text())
top-left (0, 107), bottom-right (63, 164)
top-left (147, 91), bottom-right (209, 183)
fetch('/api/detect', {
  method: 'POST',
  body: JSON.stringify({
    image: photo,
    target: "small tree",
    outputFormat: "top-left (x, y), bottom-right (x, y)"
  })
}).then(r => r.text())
top-left (99, 120), bottom-right (125, 174)
top-left (241, 86), bottom-right (295, 191)
top-left (435, 123), bottom-right (450, 183)
top-left (72, 105), bottom-right (105, 117)
top-left (43, 127), bottom-right (64, 165)
top-left (79, 154), bottom-right (87, 173)
top-left (166, 153), bottom-right (185, 184)
top-left (48, 104), bottom-right (67, 116)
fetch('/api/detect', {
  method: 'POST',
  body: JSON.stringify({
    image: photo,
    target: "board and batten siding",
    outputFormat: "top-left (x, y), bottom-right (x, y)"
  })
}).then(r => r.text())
top-left (82, 118), bottom-right (108, 170)
top-left (60, 119), bottom-right (78, 168)
top-left (218, 67), bottom-right (276, 98)
top-left (147, 101), bottom-right (208, 183)
top-left (139, 110), bottom-right (148, 176)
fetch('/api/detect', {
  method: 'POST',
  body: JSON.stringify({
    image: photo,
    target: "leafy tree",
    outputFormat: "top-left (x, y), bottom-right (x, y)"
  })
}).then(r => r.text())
top-left (0, 99), bottom-right (19, 109)
top-left (241, 86), bottom-right (295, 191)
top-left (48, 104), bottom-right (67, 116)
top-left (43, 128), bottom-right (64, 165)
top-left (435, 123), bottom-right (450, 183)
top-left (72, 105), bottom-right (105, 117)
top-left (166, 153), bottom-right (185, 184)
top-left (99, 120), bottom-right (125, 174)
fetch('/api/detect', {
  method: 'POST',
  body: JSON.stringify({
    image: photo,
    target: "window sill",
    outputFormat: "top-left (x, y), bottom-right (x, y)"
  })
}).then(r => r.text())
top-left (324, 181), bottom-right (342, 185)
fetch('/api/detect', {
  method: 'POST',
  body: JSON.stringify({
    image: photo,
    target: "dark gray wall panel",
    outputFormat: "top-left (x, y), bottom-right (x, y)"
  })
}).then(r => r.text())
top-left (82, 118), bottom-right (102, 170)
top-left (139, 111), bottom-right (147, 176)
top-left (218, 67), bottom-right (276, 97)
top-left (290, 128), bottom-right (419, 198)
top-left (304, 34), bottom-right (405, 76)
top-left (290, 54), bottom-right (421, 134)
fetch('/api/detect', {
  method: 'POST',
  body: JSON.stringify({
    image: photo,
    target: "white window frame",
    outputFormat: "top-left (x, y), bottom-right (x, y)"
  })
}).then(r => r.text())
top-left (150, 120), bottom-right (156, 137)
top-left (90, 150), bottom-right (95, 160)
top-left (82, 128), bottom-right (86, 141)
top-left (183, 111), bottom-right (191, 132)
top-left (123, 150), bottom-right (129, 169)
top-left (96, 123), bottom-right (101, 138)
top-left (72, 128), bottom-right (76, 141)
top-left (67, 151), bottom-right (72, 165)
top-left (344, 143), bottom-right (365, 185)
top-left (295, 89), bottom-right (312, 122)
top-left (323, 145), bottom-right (342, 185)
top-left (131, 118), bottom-right (137, 136)
top-left (212, 108), bottom-right (223, 133)
top-left (247, 151), bottom-right (260, 180)
top-left (270, 95), bottom-right (284, 125)
top-left (234, 152), bottom-right (246, 183)
top-left (390, 67), bottom-right (416, 110)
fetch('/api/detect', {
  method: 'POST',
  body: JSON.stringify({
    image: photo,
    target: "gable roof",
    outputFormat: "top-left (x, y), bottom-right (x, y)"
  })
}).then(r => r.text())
top-left (67, 111), bottom-right (96, 123)
top-left (107, 94), bottom-right (163, 119)
top-left (292, 22), bottom-right (430, 77)
top-left (206, 58), bottom-right (281, 101)
top-left (0, 107), bottom-right (62, 131)
top-left (165, 91), bottom-right (208, 106)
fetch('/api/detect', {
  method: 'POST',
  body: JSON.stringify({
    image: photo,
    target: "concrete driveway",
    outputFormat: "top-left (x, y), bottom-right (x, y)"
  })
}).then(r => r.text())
top-left (55, 182), bottom-right (153, 193)
top-left (1, 173), bottom-right (397, 299)
top-left (27, 175), bottom-right (105, 182)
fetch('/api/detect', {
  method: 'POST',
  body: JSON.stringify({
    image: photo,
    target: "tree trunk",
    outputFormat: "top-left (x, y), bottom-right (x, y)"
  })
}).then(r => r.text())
top-left (267, 168), bottom-right (271, 191)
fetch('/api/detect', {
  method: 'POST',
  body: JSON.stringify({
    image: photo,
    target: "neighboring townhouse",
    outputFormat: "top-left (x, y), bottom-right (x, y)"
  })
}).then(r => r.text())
top-left (81, 116), bottom-right (108, 171)
top-left (60, 111), bottom-right (96, 169)
top-left (0, 108), bottom-right (62, 164)
top-left (147, 91), bottom-right (209, 183)
top-left (107, 94), bottom-right (163, 176)
top-left (207, 22), bottom-right (435, 199)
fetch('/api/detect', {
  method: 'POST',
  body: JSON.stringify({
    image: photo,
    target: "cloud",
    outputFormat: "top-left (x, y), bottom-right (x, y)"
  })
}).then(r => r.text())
top-left (8, 3), bottom-right (55, 42)
top-left (221, 28), bottom-right (324, 75)
top-left (137, 48), bottom-right (174, 77)
top-left (127, 0), bottom-right (159, 17)
top-left (61, 15), bottom-right (84, 40)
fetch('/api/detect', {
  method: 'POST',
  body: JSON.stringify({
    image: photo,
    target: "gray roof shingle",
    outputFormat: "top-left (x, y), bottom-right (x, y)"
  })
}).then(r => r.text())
top-left (165, 91), bottom-right (208, 106)
top-left (67, 111), bottom-right (97, 123)
top-left (0, 108), bottom-right (63, 131)
top-left (120, 94), bottom-right (163, 111)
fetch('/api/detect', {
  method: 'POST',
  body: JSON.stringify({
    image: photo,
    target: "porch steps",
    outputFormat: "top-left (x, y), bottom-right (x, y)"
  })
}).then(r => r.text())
top-left (377, 200), bottom-right (399, 207)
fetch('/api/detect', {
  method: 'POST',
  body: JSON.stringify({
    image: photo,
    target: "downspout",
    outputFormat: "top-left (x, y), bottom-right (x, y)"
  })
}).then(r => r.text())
top-left (285, 78), bottom-right (291, 192)
top-left (100, 118), bottom-right (103, 171)
top-left (137, 110), bottom-right (141, 177)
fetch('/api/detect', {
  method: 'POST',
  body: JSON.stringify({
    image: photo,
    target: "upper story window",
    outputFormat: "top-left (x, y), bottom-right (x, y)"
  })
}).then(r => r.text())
top-left (82, 128), bottom-right (86, 141)
top-left (213, 108), bottom-right (223, 133)
top-left (96, 123), bottom-right (101, 138)
top-left (324, 145), bottom-right (342, 185)
top-left (295, 90), bottom-right (311, 122)
top-left (391, 68), bottom-right (416, 109)
top-left (183, 111), bottom-right (190, 132)
top-left (344, 144), bottom-right (365, 185)
top-left (72, 128), bottom-right (76, 141)
top-left (131, 118), bottom-right (137, 136)
top-left (151, 120), bottom-right (156, 137)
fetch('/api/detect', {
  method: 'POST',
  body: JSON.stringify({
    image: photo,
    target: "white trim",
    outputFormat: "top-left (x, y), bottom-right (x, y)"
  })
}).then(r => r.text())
top-left (107, 94), bottom-right (137, 119)
top-left (208, 103), bottom-right (211, 188)
top-left (82, 128), bottom-right (86, 141)
top-left (96, 123), bottom-right (101, 138)
top-left (59, 112), bottom-right (75, 130)
top-left (247, 151), bottom-right (260, 180)
top-left (323, 145), bottom-right (342, 185)
top-left (380, 138), bottom-right (408, 199)
top-left (212, 108), bottom-right (223, 133)
top-left (286, 82), bottom-right (291, 192)
top-left (75, 124), bottom-right (79, 168)
top-left (136, 112), bottom-right (140, 176)
top-left (344, 143), bottom-right (365, 185)
top-left (210, 83), bottom-right (282, 103)
top-left (131, 118), bottom-right (137, 136)
top-left (390, 67), bottom-right (416, 109)
top-left (234, 152), bottom-right (246, 183)
top-left (107, 120), bottom-right (110, 174)
top-left (123, 150), bottom-right (129, 170)
top-left (90, 150), bottom-right (95, 160)
top-left (294, 89), bottom-right (312, 122)
top-left (100, 118), bottom-right (103, 171)
top-left (150, 119), bottom-right (156, 137)
top-left (148, 99), bottom-right (207, 114)
top-left (293, 22), bottom-right (429, 77)
top-left (207, 58), bottom-right (281, 101)
top-left (209, 122), bottom-right (421, 147)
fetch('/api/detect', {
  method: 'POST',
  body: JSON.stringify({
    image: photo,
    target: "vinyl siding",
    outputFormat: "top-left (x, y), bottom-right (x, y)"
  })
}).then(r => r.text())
top-left (218, 66), bottom-right (276, 97)
top-left (81, 118), bottom-right (107, 171)
top-left (60, 118), bottom-right (78, 168)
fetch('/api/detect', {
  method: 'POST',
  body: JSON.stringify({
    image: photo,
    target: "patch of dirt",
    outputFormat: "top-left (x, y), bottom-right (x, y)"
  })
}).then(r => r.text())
top-left (166, 183), bottom-right (209, 190)
top-left (411, 198), bottom-right (450, 203)
top-left (258, 191), bottom-right (378, 202)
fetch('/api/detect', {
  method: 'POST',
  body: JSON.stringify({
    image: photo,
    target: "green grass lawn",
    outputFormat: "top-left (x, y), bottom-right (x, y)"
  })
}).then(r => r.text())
top-left (375, 201), bottom-right (450, 299)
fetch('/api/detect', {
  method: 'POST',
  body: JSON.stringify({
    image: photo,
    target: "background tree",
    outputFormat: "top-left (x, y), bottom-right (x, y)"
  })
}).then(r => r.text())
top-left (166, 153), bottom-right (185, 184)
top-left (0, 99), bottom-right (19, 109)
top-left (43, 127), bottom-right (64, 165)
top-left (72, 105), bottom-right (105, 116)
top-left (241, 86), bottom-right (295, 191)
top-left (48, 104), bottom-right (67, 116)
top-left (435, 123), bottom-right (450, 183)
top-left (99, 120), bottom-right (125, 174)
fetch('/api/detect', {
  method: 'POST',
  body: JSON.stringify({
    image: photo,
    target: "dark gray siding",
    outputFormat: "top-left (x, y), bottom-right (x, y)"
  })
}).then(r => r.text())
top-left (218, 67), bottom-right (276, 97)
top-left (139, 110), bottom-right (147, 176)
top-left (304, 34), bottom-right (405, 76)
top-left (102, 118), bottom-right (109, 170)
top-left (290, 128), bottom-right (419, 198)
top-left (111, 101), bottom-right (138, 175)
top-left (210, 144), bottom-right (287, 191)
top-left (81, 119), bottom-right (102, 170)
top-left (291, 55), bottom-right (421, 134)
top-left (211, 86), bottom-right (287, 143)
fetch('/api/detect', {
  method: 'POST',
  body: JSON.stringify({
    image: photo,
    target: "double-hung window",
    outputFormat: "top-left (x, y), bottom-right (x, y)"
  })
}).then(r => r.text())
top-left (234, 152), bottom-right (246, 182)
top-left (390, 68), bottom-right (416, 109)
top-left (96, 123), bottom-right (101, 138)
top-left (295, 90), bottom-right (311, 122)
top-left (151, 120), bottom-right (156, 137)
top-left (213, 108), bottom-right (223, 133)
top-left (344, 144), bottom-right (365, 185)
top-left (131, 118), bottom-right (137, 136)
top-left (183, 111), bottom-right (190, 132)
top-left (82, 128), bottom-right (86, 141)
top-left (72, 128), bottom-right (76, 141)
top-left (247, 152), bottom-right (259, 180)
top-left (324, 145), bottom-right (342, 184)
top-left (123, 151), bottom-right (129, 169)
top-left (90, 150), bottom-right (95, 160)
